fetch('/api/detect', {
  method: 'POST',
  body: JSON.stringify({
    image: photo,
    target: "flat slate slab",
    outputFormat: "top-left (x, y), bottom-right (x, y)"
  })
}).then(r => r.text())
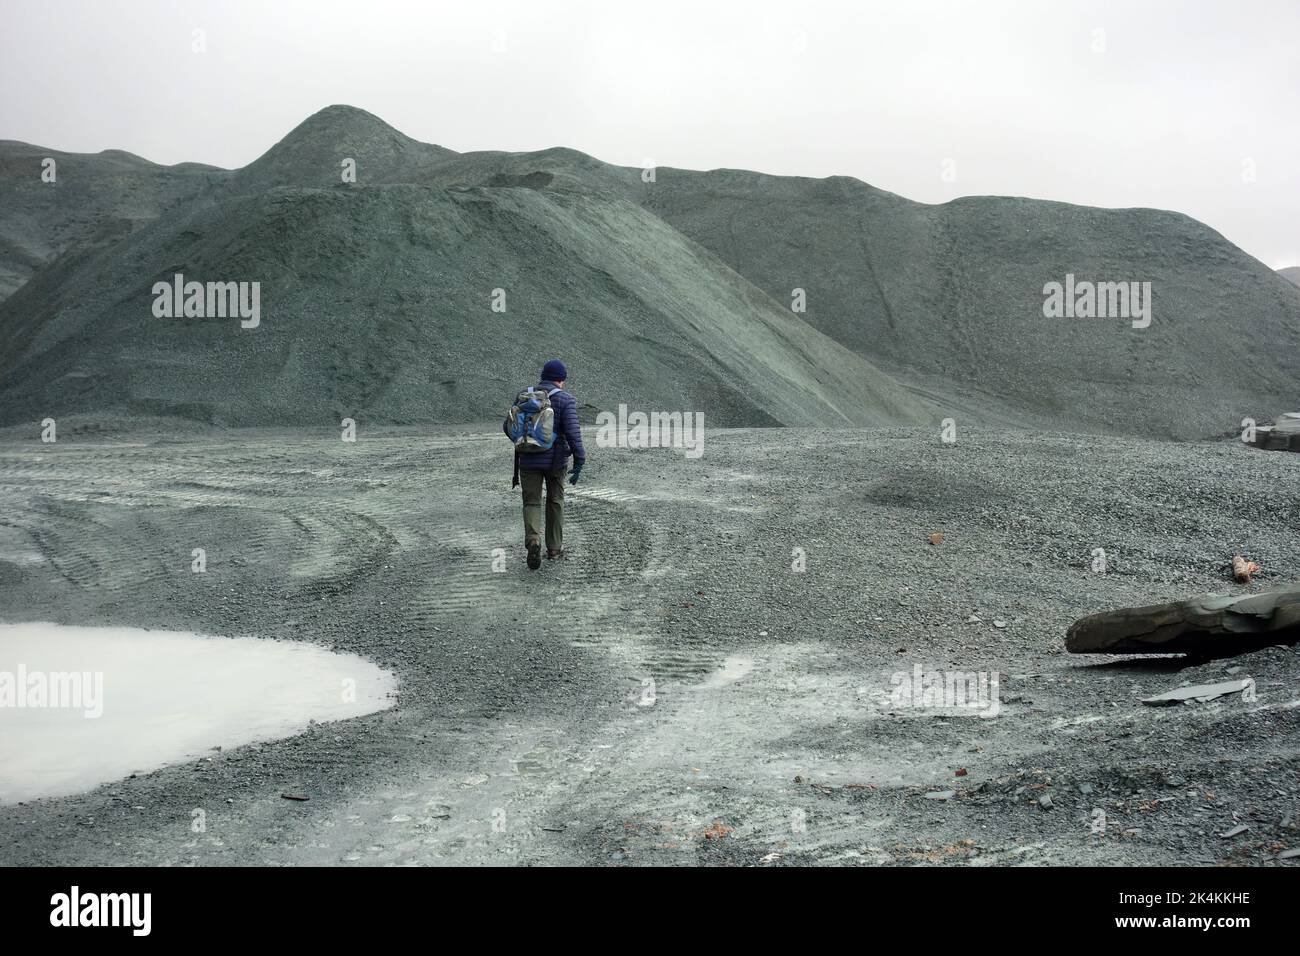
top-left (1066, 586), bottom-right (1300, 656)
top-left (1141, 679), bottom-right (1251, 705)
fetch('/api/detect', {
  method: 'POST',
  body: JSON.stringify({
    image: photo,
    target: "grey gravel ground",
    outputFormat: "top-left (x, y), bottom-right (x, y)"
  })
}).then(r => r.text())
top-left (0, 423), bottom-right (1297, 866)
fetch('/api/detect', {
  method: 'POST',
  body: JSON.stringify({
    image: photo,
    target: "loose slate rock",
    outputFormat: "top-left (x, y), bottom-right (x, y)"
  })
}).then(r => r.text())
top-left (1141, 679), bottom-right (1251, 706)
top-left (1066, 586), bottom-right (1300, 656)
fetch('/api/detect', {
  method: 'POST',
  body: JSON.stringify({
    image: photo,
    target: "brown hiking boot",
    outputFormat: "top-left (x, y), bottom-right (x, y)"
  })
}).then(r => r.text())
top-left (527, 541), bottom-right (541, 570)
top-left (547, 549), bottom-right (565, 560)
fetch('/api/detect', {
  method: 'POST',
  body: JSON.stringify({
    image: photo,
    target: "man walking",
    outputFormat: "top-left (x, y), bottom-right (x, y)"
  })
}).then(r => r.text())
top-left (505, 359), bottom-right (586, 570)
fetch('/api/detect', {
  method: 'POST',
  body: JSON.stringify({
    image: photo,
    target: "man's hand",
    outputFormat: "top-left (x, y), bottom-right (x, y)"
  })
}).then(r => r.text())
top-left (569, 458), bottom-right (584, 485)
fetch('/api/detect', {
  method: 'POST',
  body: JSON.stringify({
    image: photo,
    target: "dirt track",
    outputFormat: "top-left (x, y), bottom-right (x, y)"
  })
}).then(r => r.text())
top-left (1, 425), bottom-right (1298, 866)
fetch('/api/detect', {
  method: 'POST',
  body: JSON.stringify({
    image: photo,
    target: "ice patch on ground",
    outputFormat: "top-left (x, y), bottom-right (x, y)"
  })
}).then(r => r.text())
top-left (0, 622), bottom-right (396, 803)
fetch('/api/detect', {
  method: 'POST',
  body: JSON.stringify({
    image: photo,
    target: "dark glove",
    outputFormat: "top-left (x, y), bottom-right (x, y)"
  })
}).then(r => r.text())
top-left (568, 458), bottom-right (584, 485)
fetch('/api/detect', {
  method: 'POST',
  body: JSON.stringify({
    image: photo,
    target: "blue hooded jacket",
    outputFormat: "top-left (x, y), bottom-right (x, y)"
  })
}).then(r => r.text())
top-left (506, 380), bottom-right (586, 472)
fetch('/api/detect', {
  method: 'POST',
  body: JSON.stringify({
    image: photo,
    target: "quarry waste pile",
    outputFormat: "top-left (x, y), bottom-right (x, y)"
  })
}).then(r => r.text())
top-left (2, 104), bottom-right (1298, 436)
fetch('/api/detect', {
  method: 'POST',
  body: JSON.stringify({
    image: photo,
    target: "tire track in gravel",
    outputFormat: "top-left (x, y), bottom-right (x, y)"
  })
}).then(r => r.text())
top-left (0, 459), bottom-right (400, 604)
top-left (404, 483), bottom-right (670, 673)
top-left (565, 488), bottom-right (727, 689)
top-left (284, 508), bottom-right (399, 598)
top-left (18, 498), bottom-right (173, 594)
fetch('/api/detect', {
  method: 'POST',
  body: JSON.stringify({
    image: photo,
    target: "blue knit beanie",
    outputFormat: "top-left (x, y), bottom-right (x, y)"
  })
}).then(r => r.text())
top-left (542, 359), bottom-right (567, 382)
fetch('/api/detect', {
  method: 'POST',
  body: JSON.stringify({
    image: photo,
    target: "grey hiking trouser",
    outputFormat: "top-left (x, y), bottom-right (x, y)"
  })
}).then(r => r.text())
top-left (520, 467), bottom-right (566, 553)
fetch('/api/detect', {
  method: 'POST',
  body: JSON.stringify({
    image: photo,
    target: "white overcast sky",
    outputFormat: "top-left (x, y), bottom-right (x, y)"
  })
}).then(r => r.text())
top-left (2, 0), bottom-right (1296, 267)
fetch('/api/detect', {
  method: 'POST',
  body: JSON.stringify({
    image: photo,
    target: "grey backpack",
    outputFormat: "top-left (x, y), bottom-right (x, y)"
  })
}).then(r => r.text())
top-left (505, 387), bottom-right (560, 452)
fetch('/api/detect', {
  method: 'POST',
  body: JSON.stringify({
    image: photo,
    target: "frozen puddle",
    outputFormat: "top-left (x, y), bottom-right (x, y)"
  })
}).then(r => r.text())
top-left (0, 622), bottom-right (397, 804)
